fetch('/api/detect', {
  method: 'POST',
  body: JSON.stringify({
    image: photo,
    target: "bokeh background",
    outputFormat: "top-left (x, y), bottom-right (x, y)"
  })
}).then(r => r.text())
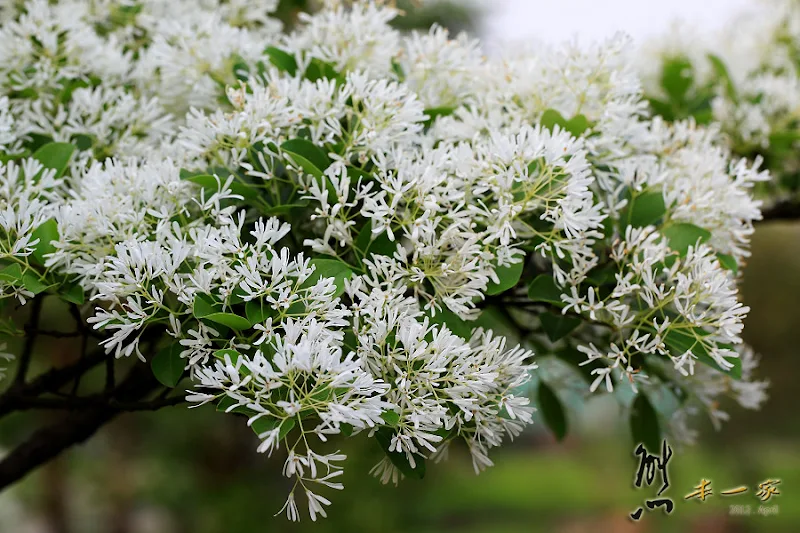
top-left (1, 1), bottom-right (797, 532)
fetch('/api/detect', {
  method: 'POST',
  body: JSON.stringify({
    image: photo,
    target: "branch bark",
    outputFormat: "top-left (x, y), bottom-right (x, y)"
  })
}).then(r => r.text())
top-left (7, 394), bottom-right (186, 412)
top-left (759, 199), bottom-right (800, 222)
top-left (15, 296), bottom-right (43, 386)
top-left (0, 351), bottom-right (108, 418)
top-left (0, 362), bottom-right (164, 491)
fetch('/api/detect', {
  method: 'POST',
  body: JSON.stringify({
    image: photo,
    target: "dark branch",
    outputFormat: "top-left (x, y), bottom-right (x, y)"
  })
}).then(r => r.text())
top-left (68, 304), bottom-right (87, 333)
top-left (0, 351), bottom-right (108, 418)
top-left (28, 329), bottom-right (83, 339)
top-left (15, 296), bottom-right (43, 387)
top-left (72, 315), bottom-right (92, 396)
top-left (6, 393), bottom-right (186, 412)
top-left (759, 199), bottom-right (800, 222)
top-left (0, 362), bottom-right (163, 491)
top-left (0, 407), bottom-right (118, 490)
top-left (104, 351), bottom-right (115, 393)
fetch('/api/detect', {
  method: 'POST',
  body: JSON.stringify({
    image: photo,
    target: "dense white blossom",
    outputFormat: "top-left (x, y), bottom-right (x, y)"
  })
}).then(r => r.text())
top-left (0, 0), bottom-right (771, 522)
top-left (641, 0), bottom-right (799, 201)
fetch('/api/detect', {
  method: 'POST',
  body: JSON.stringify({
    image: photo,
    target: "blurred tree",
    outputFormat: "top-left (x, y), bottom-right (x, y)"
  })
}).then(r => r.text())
top-left (272, 0), bottom-right (479, 33)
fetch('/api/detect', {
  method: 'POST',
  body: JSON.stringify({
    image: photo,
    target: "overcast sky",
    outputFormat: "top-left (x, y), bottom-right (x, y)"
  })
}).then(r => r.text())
top-left (480, 0), bottom-right (753, 46)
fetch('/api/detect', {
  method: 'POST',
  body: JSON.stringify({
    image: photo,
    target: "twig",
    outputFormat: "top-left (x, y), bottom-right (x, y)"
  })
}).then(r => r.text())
top-left (759, 199), bottom-right (800, 222)
top-left (15, 296), bottom-right (44, 387)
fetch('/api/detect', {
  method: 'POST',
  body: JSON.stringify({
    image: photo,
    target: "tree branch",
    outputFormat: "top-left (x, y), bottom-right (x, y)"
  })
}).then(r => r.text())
top-left (6, 393), bottom-right (186, 412)
top-left (27, 329), bottom-right (83, 339)
top-left (759, 199), bottom-right (800, 222)
top-left (0, 362), bottom-right (164, 491)
top-left (0, 351), bottom-right (108, 418)
top-left (15, 296), bottom-right (43, 387)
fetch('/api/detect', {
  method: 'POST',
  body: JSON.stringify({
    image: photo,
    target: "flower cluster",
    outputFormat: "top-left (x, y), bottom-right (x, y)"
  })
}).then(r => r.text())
top-left (0, 0), bottom-right (769, 521)
top-left (640, 0), bottom-right (800, 201)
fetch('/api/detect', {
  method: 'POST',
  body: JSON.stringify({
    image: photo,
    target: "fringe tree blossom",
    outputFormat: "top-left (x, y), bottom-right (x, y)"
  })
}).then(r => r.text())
top-left (0, 0), bottom-right (769, 521)
top-left (641, 0), bottom-right (800, 205)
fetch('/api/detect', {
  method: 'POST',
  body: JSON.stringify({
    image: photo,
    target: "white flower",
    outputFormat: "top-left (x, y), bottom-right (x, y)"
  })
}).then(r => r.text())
top-left (0, 0), bottom-right (770, 521)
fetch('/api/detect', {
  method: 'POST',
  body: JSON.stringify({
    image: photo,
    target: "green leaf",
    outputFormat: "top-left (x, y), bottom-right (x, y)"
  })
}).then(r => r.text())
top-left (251, 416), bottom-right (296, 440)
top-left (59, 282), bottom-right (85, 305)
top-left (423, 106), bottom-right (455, 127)
top-left (203, 312), bottom-right (251, 331)
top-left (537, 382), bottom-right (567, 441)
top-left (661, 57), bottom-right (694, 103)
top-left (30, 218), bottom-right (59, 264)
top-left (374, 428), bottom-right (426, 480)
top-left (707, 54), bottom-right (737, 101)
top-left (527, 275), bottom-right (563, 306)
top-left (245, 299), bottom-right (272, 325)
top-left (716, 253), bottom-right (738, 275)
top-left (152, 343), bottom-right (185, 387)
top-left (0, 316), bottom-right (23, 337)
top-left (31, 143), bottom-right (75, 179)
top-left (426, 307), bottom-right (473, 339)
top-left (486, 260), bottom-right (524, 296)
top-left (662, 327), bottom-right (742, 379)
top-left (690, 107), bottom-right (713, 125)
top-left (715, 346), bottom-right (743, 380)
top-left (0, 265), bottom-right (52, 295)
top-left (630, 394), bottom-right (661, 453)
top-left (354, 221), bottom-right (396, 263)
top-left (21, 271), bottom-right (50, 294)
top-left (540, 312), bottom-right (581, 343)
top-left (304, 58), bottom-right (341, 83)
top-left (585, 264), bottom-right (616, 286)
top-left (281, 139), bottom-right (330, 178)
top-left (540, 109), bottom-right (567, 132)
top-left (303, 258), bottom-right (353, 298)
top-left (278, 418), bottom-right (296, 439)
top-left (27, 134), bottom-right (54, 153)
top-left (624, 191), bottom-right (666, 228)
top-left (647, 97), bottom-right (675, 121)
top-left (0, 152), bottom-right (26, 164)
top-left (661, 223), bottom-right (711, 256)
top-left (380, 410), bottom-right (401, 427)
top-left (217, 395), bottom-right (252, 416)
top-left (264, 46), bottom-right (297, 76)
top-left (262, 202), bottom-right (309, 216)
top-left (539, 110), bottom-right (590, 137)
top-left (391, 59), bottom-right (405, 81)
top-left (231, 54), bottom-right (250, 81)
top-left (564, 114), bottom-right (590, 137)
top-left (183, 174), bottom-right (259, 200)
top-left (213, 349), bottom-right (241, 363)
top-left (192, 293), bottom-right (220, 319)
top-left (768, 130), bottom-right (800, 152)
top-left (0, 263), bottom-right (23, 284)
top-left (471, 307), bottom-right (521, 346)
top-left (280, 139), bottom-right (338, 205)
top-left (354, 220), bottom-right (374, 256)
top-left (72, 134), bottom-right (94, 152)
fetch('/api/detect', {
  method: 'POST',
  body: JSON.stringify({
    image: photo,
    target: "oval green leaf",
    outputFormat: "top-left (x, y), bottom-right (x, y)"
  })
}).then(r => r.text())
top-left (537, 382), bottom-right (568, 441)
top-left (486, 260), bottom-right (525, 296)
top-left (152, 343), bottom-right (185, 387)
top-left (630, 393), bottom-right (661, 454)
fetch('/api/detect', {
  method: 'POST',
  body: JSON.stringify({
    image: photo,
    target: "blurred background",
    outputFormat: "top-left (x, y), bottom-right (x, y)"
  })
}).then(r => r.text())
top-left (480, 0), bottom-right (752, 45)
top-left (1, 1), bottom-right (798, 532)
